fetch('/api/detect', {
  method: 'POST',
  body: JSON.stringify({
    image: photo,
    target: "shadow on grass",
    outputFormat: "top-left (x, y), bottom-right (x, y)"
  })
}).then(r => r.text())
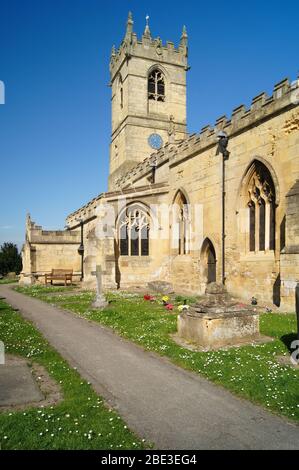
top-left (0, 297), bottom-right (20, 312)
top-left (281, 333), bottom-right (298, 353)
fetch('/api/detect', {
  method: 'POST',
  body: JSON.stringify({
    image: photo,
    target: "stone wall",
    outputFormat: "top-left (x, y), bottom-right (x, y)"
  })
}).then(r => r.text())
top-left (69, 185), bottom-right (172, 291)
top-left (280, 180), bottom-right (299, 311)
top-left (101, 76), bottom-right (299, 309)
top-left (20, 215), bottom-right (81, 285)
top-left (164, 92), bottom-right (299, 306)
top-left (23, 62), bottom-right (299, 312)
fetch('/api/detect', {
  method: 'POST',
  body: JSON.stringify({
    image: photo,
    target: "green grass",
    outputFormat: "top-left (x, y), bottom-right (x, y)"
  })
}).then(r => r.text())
top-left (0, 278), bottom-right (18, 284)
top-left (0, 298), bottom-right (145, 450)
top-left (16, 286), bottom-right (299, 423)
top-left (15, 284), bottom-right (77, 294)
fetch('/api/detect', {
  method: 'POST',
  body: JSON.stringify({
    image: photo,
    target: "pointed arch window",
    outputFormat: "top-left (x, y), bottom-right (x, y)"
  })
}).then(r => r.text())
top-left (148, 69), bottom-right (165, 102)
top-left (248, 201), bottom-right (256, 252)
top-left (246, 162), bottom-right (276, 252)
top-left (259, 198), bottom-right (266, 251)
top-left (173, 191), bottom-right (189, 255)
top-left (269, 202), bottom-right (276, 250)
top-left (118, 206), bottom-right (150, 256)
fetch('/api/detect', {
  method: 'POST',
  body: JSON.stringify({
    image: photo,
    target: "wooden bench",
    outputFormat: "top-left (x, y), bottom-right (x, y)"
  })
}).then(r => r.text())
top-left (45, 269), bottom-right (73, 286)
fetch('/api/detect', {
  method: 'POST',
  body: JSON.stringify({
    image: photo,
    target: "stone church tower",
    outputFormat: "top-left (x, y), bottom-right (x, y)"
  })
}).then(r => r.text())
top-left (108, 13), bottom-right (188, 189)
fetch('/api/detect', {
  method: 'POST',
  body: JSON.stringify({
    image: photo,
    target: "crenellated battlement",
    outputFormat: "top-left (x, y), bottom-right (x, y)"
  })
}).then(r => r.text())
top-left (112, 75), bottom-right (299, 188)
top-left (25, 214), bottom-right (80, 244)
top-left (66, 181), bottom-right (170, 227)
top-left (197, 76), bottom-right (298, 138)
top-left (109, 12), bottom-right (188, 80)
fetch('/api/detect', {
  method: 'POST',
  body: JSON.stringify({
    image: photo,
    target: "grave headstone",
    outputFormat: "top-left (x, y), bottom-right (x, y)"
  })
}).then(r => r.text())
top-left (91, 265), bottom-right (108, 309)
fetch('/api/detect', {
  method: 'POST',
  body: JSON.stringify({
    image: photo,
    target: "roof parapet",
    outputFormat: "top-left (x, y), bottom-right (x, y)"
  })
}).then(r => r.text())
top-left (231, 104), bottom-right (246, 122)
top-left (273, 77), bottom-right (290, 99)
top-left (250, 92), bottom-right (268, 111)
top-left (112, 74), bottom-right (298, 190)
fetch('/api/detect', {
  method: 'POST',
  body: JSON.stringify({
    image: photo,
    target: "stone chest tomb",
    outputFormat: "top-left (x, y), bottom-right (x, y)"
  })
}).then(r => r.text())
top-left (177, 283), bottom-right (260, 350)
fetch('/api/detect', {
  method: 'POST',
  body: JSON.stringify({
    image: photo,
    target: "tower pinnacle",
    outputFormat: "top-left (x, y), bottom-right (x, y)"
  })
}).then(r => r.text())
top-left (180, 25), bottom-right (188, 56)
top-left (180, 25), bottom-right (188, 44)
top-left (143, 14), bottom-right (151, 38)
top-left (125, 11), bottom-right (134, 40)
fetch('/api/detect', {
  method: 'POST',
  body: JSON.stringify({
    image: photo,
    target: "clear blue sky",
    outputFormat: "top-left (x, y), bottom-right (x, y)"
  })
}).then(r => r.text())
top-left (0, 0), bottom-right (298, 248)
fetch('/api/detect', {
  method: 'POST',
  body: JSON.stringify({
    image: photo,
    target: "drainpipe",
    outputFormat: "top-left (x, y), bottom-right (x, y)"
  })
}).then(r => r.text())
top-left (77, 219), bottom-right (84, 282)
top-left (216, 132), bottom-right (230, 285)
top-left (222, 153), bottom-right (225, 285)
top-left (150, 159), bottom-right (157, 184)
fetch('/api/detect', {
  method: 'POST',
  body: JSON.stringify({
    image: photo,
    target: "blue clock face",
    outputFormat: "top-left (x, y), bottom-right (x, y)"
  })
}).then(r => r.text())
top-left (148, 133), bottom-right (163, 150)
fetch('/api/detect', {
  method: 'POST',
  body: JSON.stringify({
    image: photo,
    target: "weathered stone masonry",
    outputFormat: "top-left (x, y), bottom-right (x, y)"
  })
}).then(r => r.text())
top-left (20, 13), bottom-right (299, 312)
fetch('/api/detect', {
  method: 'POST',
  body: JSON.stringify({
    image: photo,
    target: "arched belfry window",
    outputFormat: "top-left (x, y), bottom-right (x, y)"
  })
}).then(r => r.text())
top-left (246, 161), bottom-right (276, 252)
top-left (118, 205), bottom-right (150, 256)
top-left (148, 69), bottom-right (165, 102)
top-left (173, 191), bottom-right (189, 255)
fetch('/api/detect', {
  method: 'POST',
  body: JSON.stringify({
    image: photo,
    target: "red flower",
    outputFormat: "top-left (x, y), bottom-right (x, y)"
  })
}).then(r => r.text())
top-left (165, 303), bottom-right (174, 310)
top-left (144, 294), bottom-right (155, 301)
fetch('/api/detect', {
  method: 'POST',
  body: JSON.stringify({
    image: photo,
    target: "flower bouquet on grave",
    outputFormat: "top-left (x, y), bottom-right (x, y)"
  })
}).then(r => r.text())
top-left (177, 304), bottom-right (190, 312)
top-left (144, 294), bottom-right (155, 302)
top-left (165, 303), bottom-right (174, 310)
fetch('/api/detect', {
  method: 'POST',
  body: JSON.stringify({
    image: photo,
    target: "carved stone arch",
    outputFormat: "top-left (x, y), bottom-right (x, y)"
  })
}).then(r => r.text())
top-left (115, 200), bottom-right (152, 226)
top-left (147, 63), bottom-right (169, 81)
top-left (172, 187), bottom-right (190, 205)
top-left (147, 66), bottom-right (167, 102)
top-left (172, 189), bottom-right (190, 255)
top-left (116, 201), bottom-right (152, 257)
top-left (200, 237), bottom-right (217, 284)
top-left (237, 157), bottom-right (280, 206)
top-left (237, 159), bottom-right (278, 253)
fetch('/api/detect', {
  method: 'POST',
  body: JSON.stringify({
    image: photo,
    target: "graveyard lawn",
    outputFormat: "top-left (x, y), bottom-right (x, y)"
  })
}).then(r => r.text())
top-left (0, 278), bottom-right (18, 284)
top-left (0, 298), bottom-right (145, 450)
top-left (16, 286), bottom-right (299, 423)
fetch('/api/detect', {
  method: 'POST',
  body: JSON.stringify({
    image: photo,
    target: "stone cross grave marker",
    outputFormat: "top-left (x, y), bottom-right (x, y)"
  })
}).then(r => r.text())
top-left (92, 265), bottom-right (108, 309)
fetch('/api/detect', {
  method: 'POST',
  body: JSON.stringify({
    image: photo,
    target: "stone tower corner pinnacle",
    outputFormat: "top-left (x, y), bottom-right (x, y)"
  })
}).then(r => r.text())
top-left (143, 14), bottom-right (151, 38)
top-left (125, 11), bottom-right (134, 41)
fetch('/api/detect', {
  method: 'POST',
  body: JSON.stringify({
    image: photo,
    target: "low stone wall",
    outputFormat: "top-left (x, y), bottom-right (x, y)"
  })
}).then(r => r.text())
top-left (20, 215), bottom-right (81, 285)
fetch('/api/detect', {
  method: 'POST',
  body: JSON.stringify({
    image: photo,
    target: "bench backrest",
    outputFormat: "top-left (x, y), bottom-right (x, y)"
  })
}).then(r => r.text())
top-left (51, 269), bottom-right (73, 275)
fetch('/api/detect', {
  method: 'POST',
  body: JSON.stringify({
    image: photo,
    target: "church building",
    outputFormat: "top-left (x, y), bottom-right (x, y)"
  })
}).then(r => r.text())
top-left (20, 13), bottom-right (299, 312)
